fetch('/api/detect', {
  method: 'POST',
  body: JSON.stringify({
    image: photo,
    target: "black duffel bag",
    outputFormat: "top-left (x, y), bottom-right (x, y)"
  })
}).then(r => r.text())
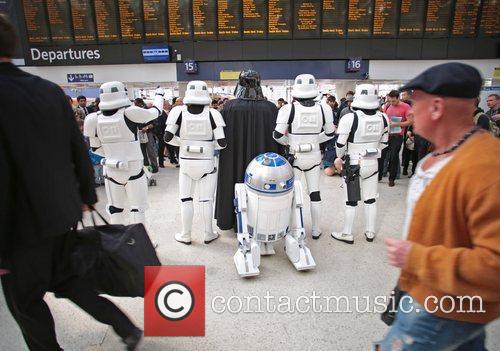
top-left (71, 210), bottom-right (161, 297)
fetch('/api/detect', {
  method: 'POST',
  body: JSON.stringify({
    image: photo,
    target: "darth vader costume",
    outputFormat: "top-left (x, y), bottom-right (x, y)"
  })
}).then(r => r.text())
top-left (215, 70), bottom-right (284, 230)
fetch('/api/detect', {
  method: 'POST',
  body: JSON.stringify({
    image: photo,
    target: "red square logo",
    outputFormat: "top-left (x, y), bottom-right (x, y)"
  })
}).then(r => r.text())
top-left (144, 266), bottom-right (205, 336)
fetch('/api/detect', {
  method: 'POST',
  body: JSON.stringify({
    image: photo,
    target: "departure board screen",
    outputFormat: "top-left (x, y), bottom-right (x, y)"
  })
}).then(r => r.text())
top-left (425, 0), bottom-right (453, 37)
top-left (399, 0), bottom-right (425, 37)
top-left (373, 0), bottom-right (398, 37)
top-left (143, 0), bottom-right (166, 41)
top-left (322, 0), bottom-right (347, 38)
top-left (95, 0), bottom-right (121, 42)
top-left (47, 0), bottom-right (73, 43)
top-left (22, 0), bottom-right (50, 44)
top-left (217, 0), bottom-right (241, 39)
top-left (294, 0), bottom-right (321, 38)
top-left (268, 0), bottom-right (292, 39)
top-left (193, 0), bottom-right (217, 40)
top-left (452, 0), bottom-right (480, 37)
top-left (347, 0), bottom-right (373, 37)
top-left (168, 0), bottom-right (192, 40)
top-left (478, 0), bottom-right (500, 36)
top-left (70, 0), bottom-right (96, 43)
top-left (243, 0), bottom-right (267, 39)
top-left (118, 0), bottom-right (144, 41)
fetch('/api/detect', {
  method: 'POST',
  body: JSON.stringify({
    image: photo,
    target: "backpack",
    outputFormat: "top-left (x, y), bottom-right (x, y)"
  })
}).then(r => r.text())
top-left (474, 111), bottom-right (500, 137)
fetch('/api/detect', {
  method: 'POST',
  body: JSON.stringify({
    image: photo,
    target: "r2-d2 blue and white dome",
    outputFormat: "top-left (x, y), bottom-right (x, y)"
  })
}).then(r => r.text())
top-left (233, 152), bottom-right (316, 277)
top-left (244, 152), bottom-right (294, 196)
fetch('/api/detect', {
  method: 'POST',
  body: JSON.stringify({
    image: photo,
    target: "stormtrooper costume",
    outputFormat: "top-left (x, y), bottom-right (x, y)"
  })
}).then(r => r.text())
top-left (83, 81), bottom-right (164, 224)
top-left (164, 81), bottom-right (226, 245)
top-left (233, 152), bottom-right (315, 277)
top-left (332, 84), bottom-right (389, 243)
top-left (273, 74), bottom-right (335, 239)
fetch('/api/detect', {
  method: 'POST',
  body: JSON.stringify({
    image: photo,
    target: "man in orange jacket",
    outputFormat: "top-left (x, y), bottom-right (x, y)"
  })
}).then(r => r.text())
top-left (379, 62), bottom-right (500, 350)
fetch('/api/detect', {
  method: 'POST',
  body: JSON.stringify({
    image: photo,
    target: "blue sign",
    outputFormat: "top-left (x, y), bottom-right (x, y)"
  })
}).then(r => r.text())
top-left (184, 60), bottom-right (199, 74)
top-left (346, 57), bottom-right (362, 72)
top-left (67, 73), bottom-right (94, 83)
top-left (142, 45), bottom-right (170, 63)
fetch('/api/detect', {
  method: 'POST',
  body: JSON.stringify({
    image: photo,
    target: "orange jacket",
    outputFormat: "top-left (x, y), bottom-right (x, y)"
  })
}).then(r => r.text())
top-left (399, 132), bottom-right (500, 323)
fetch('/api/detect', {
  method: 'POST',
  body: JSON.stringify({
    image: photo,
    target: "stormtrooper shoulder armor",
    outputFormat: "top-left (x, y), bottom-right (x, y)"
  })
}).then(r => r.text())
top-left (209, 108), bottom-right (226, 128)
top-left (276, 103), bottom-right (293, 125)
top-left (337, 113), bottom-right (355, 136)
top-left (124, 104), bottom-right (160, 124)
top-left (166, 105), bottom-right (184, 127)
top-left (83, 112), bottom-right (102, 150)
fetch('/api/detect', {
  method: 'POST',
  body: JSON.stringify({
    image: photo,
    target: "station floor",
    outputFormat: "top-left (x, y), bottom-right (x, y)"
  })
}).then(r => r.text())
top-left (1, 165), bottom-right (499, 350)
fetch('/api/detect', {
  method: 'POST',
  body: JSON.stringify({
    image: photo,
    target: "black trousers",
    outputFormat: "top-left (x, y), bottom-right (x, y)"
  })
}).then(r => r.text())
top-left (166, 144), bottom-right (179, 163)
top-left (158, 136), bottom-right (166, 166)
top-left (378, 134), bottom-right (403, 181)
top-left (402, 146), bottom-right (418, 174)
top-left (1, 232), bottom-right (137, 351)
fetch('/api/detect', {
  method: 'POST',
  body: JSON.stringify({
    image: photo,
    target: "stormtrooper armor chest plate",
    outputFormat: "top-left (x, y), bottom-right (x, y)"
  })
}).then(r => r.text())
top-left (179, 107), bottom-right (215, 160)
top-left (290, 103), bottom-right (323, 135)
top-left (96, 109), bottom-right (135, 144)
top-left (348, 112), bottom-right (385, 159)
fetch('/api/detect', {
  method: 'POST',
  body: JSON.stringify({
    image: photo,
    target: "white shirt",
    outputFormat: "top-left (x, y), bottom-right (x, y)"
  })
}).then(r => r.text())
top-left (402, 155), bottom-right (453, 240)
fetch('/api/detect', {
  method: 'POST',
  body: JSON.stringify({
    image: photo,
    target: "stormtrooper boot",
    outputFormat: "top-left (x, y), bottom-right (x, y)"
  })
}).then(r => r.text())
top-left (364, 202), bottom-right (377, 242)
top-left (201, 200), bottom-right (219, 244)
top-left (310, 201), bottom-right (322, 239)
top-left (176, 200), bottom-right (193, 245)
top-left (331, 205), bottom-right (356, 244)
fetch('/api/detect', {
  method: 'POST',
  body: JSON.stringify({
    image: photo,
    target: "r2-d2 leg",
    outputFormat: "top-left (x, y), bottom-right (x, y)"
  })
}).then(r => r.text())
top-left (233, 184), bottom-right (260, 277)
top-left (285, 181), bottom-right (316, 271)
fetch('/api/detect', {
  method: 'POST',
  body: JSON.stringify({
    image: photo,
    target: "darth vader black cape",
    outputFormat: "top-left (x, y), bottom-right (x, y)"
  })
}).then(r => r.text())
top-left (215, 99), bottom-right (284, 230)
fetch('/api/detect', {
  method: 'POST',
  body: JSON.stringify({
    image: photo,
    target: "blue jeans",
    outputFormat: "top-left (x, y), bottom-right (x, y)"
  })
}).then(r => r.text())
top-left (378, 294), bottom-right (486, 351)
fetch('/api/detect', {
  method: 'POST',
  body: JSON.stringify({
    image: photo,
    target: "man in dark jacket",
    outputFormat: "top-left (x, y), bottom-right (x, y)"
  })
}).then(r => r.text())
top-left (0, 15), bottom-right (141, 351)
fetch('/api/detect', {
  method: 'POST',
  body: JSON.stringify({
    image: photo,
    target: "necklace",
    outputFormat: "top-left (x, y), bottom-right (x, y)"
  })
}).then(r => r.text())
top-left (431, 126), bottom-right (480, 157)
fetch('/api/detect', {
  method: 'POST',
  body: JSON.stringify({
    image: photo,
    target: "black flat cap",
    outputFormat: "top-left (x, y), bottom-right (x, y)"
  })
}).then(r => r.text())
top-left (400, 62), bottom-right (482, 98)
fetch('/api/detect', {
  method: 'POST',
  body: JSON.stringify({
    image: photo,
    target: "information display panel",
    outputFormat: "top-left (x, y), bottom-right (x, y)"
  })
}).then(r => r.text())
top-left (118, 0), bottom-right (144, 41)
top-left (243, 0), bottom-right (267, 39)
top-left (478, 0), bottom-right (500, 36)
top-left (347, 0), bottom-right (373, 38)
top-left (322, 0), bottom-right (347, 38)
top-left (22, 0), bottom-right (51, 44)
top-left (47, 0), bottom-right (73, 44)
top-left (217, 0), bottom-right (242, 39)
top-left (398, 0), bottom-right (425, 37)
top-left (143, 0), bottom-right (166, 41)
top-left (168, 0), bottom-right (192, 40)
top-left (268, 0), bottom-right (292, 39)
top-left (293, 0), bottom-right (321, 39)
top-left (373, 0), bottom-right (398, 37)
top-left (193, 0), bottom-right (217, 40)
top-left (70, 0), bottom-right (97, 43)
top-left (451, 0), bottom-right (480, 37)
top-left (94, 0), bottom-right (121, 42)
top-left (425, 0), bottom-right (453, 38)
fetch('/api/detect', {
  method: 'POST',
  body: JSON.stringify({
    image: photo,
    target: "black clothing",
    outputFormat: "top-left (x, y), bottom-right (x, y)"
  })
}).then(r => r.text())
top-left (474, 109), bottom-right (491, 131)
top-left (378, 134), bottom-right (403, 182)
top-left (215, 99), bottom-right (284, 230)
top-left (2, 232), bottom-right (137, 351)
top-left (0, 63), bottom-right (96, 252)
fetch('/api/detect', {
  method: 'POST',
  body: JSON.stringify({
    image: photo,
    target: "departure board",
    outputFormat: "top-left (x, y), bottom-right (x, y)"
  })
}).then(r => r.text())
top-left (243, 0), bottom-right (267, 39)
top-left (118, 0), bottom-right (143, 41)
top-left (70, 0), bottom-right (97, 43)
top-left (168, 0), bottom-right (192, 40)
top-left (425, 0), bottom-right (453, 37)
top-left (22, 0), bottom-right (50, 44)
top-left (347, 0), bottom-right (373, 37)
top-left (217, 0), bottom-right (241, 39)
top-left (373, 0), bottom-right (398, 37)
top-left (193, 0), bottom-right (217, 40)
top-left (399, 0), bottom-right (425, 37)
top-left (322, 0), bottom-right (347, 38)
top-left (268, 0), bottom-right (292, 39)
top-left (294, 0), bottom-right (321, 38)
top-left (143, 0), bottom-right (166, 41)
top-left (47, 0), bottom-right (73, 43)
top-left (478, 0), bottom-right (500, 36)
top-left (94, 0), bottom-right (120, 42)
top-left (451, 0), bottom-right (480, 37)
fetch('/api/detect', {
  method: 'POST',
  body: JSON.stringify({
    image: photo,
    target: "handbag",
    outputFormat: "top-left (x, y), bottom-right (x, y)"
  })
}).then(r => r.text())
top-left (381, 284), bottom-right (405, 326)
top-left (71, 210), bottom-right (161, 297)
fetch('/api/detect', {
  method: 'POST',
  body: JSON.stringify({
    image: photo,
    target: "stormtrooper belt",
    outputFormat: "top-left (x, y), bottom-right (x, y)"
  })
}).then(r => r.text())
top-left (105, 169), bottom-right (145, 185)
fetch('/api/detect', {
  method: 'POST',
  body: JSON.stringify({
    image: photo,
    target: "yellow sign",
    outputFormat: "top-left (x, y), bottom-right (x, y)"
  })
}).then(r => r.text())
top-left (494, 67), bottom-right (500, 79)
top-left (220, 71), bottom-right (241, 80)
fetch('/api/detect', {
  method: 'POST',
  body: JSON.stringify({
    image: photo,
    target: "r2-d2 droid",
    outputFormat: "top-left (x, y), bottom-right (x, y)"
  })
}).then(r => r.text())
top-left (331, 84), bottom-right (389, 243)
top-left (273, 74), bottom-right (335, 239)
top-left (233, 152), bottom-right (316, 277)
top-left (83, 81), bottom-right (163, 224)
top-left (164, 81), bottom-right (226, 245)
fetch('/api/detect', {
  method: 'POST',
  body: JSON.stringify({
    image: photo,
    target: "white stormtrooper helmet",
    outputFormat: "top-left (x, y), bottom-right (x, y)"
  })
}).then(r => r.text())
top-left (99, 81), bottom-right (131, 111)
top-left (184, 80), bottom-right (211, 105)
top-left (292, 74), bottom-right (318, 99)
top-left (351, 84), bottom-right (380, 110)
